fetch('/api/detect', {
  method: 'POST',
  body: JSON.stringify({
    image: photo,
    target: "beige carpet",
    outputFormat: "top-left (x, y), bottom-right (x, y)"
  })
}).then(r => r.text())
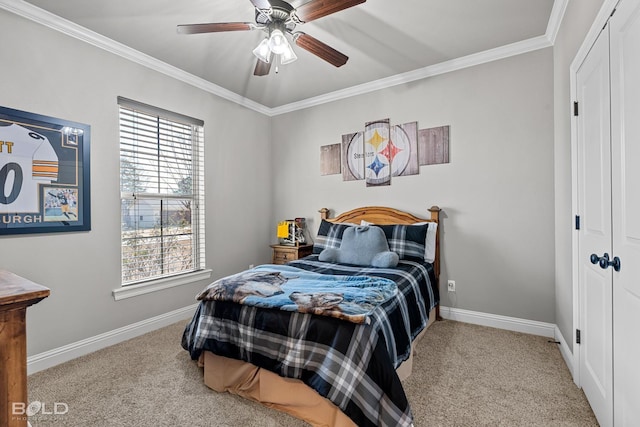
top-left (27, 319), bottom-right (598, 426)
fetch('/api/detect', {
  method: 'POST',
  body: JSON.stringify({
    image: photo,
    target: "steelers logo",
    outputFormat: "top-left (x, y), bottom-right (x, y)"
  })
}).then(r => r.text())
top-left (346, 132), bottom-right (365, 180)
top-left (389, 125), bottom-right (411, 177)
top-left (345, 121), bottom-right (412, 183)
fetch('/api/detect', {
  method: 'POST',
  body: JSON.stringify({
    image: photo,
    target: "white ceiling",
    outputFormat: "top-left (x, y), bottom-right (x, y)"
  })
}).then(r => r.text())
top-left (7, 0), bottom-right (558, 113)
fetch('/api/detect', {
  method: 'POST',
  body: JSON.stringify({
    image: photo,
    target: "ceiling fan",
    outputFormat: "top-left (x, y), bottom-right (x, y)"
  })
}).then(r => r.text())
top-left (177, 0), bottom-right (366, 76)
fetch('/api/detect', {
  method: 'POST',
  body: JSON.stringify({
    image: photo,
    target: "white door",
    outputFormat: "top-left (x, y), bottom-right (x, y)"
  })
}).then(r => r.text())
top-left (610, 0), bottom-right (640, 424)
top-left (576, 25), bottom-right (614, 427)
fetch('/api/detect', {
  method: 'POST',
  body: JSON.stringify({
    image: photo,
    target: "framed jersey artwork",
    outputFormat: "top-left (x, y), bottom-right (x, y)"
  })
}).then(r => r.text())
top-left (0, 106), bottom-right (90, 235)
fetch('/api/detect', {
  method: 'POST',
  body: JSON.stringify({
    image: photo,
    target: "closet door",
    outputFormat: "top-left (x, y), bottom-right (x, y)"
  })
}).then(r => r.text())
top-left (576, 26), bottom-right (613, 427)
top-left (610, 0), bottom-right (640, 424)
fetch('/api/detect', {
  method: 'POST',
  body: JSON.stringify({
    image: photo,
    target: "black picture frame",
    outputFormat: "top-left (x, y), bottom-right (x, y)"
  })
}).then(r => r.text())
top-left (0, 106), bottom-right (90, 235)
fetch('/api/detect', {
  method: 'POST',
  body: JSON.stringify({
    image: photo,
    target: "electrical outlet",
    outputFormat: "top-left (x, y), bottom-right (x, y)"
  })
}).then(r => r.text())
top-left (249, 264), bottom-right (254, 269)
top-left (447, 280), bottom-right (456, 292)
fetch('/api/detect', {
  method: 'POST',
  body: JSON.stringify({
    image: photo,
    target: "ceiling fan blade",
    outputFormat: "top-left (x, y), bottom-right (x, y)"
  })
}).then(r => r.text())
top-left (249, 0), bottom-right (272, 9)
top-left (254, 57), bottom-right (273, 76)
top-left (295, 32), bottom-right (348, 67)
top-left (295, 0), bottom-right (366, 23)
top-left (177, 22), bottom-right (254, 35)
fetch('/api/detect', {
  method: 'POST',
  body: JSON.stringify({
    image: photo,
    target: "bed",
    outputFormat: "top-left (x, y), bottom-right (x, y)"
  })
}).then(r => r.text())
top-left (182, 205), bottom-right (441, 427)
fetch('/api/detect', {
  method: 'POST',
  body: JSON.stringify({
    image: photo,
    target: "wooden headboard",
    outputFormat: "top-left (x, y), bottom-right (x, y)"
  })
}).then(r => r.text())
top-left (318, 206), bottom-right (441, 278)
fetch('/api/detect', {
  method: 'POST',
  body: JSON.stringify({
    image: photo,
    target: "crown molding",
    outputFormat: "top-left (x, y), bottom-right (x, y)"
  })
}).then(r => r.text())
top-left (0, 0), bottom-right (272, 116)
top-left (270, 35), bottom-right (552, 116)
top-left (270, 0), bottom-right (567, 116)
top-left (1, 0), bottom-right (566, 117)
top-left (545, 0), bottom-right (569, 45)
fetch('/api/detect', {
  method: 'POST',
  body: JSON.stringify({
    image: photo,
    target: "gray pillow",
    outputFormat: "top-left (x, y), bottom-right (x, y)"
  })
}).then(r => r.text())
top-left (318, 226), bottom-right (399, 268)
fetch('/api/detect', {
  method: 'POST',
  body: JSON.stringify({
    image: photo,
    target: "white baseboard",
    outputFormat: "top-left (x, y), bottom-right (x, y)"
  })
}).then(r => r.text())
top-left (439, 306), bottom-right (556, 338)
top-left (27, 303), bottom-right (199, 375)
top-left (27, 304), bottom-right (563, 376)
top-left (554, 325), bottom-right (575, 379)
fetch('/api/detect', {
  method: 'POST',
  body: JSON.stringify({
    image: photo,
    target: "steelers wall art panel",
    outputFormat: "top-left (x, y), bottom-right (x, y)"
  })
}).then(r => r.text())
top-left (0, 106), bottom-right (90, 235)
top-left (364, 119), bottom-right (391, 187)
top-left (323, 118), bottom-right (449, 186)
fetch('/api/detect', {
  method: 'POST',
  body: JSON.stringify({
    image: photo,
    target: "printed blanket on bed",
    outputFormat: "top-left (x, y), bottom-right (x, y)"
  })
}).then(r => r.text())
top-left (196, 264), bottom-right (398, 324)
top-left (182, 256), bottom-right (437, 427)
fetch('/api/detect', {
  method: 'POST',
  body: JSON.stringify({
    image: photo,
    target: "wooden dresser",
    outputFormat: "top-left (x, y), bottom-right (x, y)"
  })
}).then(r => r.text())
top-left (0, 270), bottom-right (50, 427)
top-left (270, 244), bottom-right (313, 265)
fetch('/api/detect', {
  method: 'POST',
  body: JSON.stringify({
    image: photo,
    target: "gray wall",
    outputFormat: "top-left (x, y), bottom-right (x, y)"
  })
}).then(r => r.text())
top-left (271, 49), bottom-right (556, 323)
top-left (0, 10), bottom-right (274, 356)
top-left (553, 0), bottom-right (605, 351)
top-left (1, 1), bottom-right (609, 358)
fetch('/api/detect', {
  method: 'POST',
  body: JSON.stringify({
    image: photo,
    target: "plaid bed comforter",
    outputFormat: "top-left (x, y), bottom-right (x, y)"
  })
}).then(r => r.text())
top-left (182, 255), bottom-right (438, 427)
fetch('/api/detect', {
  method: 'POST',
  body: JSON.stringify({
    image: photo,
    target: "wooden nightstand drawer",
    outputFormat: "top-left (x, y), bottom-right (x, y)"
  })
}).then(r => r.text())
top-left (274, 249), bottom-right (295, 263)
top-left (270, 244), bottom-right (313, 265)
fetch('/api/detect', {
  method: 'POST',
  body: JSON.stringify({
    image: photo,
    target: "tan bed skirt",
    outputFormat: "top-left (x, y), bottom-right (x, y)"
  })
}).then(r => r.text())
top-left (200, 307), bottom-right (436, 427)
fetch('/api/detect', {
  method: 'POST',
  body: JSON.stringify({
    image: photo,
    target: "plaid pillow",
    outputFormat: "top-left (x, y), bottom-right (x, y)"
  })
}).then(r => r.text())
top-left (313, 220), bottom-right (354, 254)
top-left (377, 223), bottom-right (429, 261)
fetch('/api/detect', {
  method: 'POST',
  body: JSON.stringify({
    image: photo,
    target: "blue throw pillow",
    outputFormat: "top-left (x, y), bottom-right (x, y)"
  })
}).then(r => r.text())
top-left (318, 226), bottom-right (399, 268)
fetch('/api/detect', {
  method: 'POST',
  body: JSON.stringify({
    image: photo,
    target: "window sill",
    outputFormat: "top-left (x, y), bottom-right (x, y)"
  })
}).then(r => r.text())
top-left (112, 269), bottom-right (212, 301)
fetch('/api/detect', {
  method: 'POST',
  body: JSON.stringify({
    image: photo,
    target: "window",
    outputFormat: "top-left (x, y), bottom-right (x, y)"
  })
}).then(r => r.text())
top-left (118, 97), bottom-right (205, 286)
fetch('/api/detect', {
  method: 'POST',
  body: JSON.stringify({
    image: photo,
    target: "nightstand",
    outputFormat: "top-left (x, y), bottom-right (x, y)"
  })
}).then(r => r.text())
top-left (270, 244), bottom-right (313, 265)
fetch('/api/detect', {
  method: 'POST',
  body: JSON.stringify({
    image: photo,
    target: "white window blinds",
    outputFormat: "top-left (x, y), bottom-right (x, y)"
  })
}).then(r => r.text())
top-left (118, 97), bottom-right (205, 285)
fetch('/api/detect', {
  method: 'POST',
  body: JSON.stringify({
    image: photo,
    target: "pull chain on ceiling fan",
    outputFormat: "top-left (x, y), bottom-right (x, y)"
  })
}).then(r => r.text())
top-left (177, 0), bottom-right (366, 76)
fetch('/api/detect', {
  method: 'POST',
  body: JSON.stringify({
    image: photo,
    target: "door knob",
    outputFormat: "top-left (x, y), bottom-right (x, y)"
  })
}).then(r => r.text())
top-left (591, 252), bottom-right (621, 272)
top-left (599, 253), bottom-right (621, 272)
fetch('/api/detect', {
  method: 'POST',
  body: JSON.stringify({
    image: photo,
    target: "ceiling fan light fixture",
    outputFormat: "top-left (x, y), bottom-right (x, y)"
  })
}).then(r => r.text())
top-left (268, 29), bottom-right (289, 55)
top-left (179, 0), bottom-right (361, 77)
top-left (252, 38), bottom-right (271, 62)
top-left (279, 43), bottom-right (298, 64)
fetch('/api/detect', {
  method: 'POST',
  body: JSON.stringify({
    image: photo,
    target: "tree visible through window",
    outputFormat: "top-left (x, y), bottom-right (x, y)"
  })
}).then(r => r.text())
top-left (118, 97), bottom-right (205, 285)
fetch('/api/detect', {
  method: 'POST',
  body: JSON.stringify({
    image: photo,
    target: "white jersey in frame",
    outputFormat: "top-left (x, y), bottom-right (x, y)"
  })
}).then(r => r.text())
top-left (0, 123), bottom-right (59, 213)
